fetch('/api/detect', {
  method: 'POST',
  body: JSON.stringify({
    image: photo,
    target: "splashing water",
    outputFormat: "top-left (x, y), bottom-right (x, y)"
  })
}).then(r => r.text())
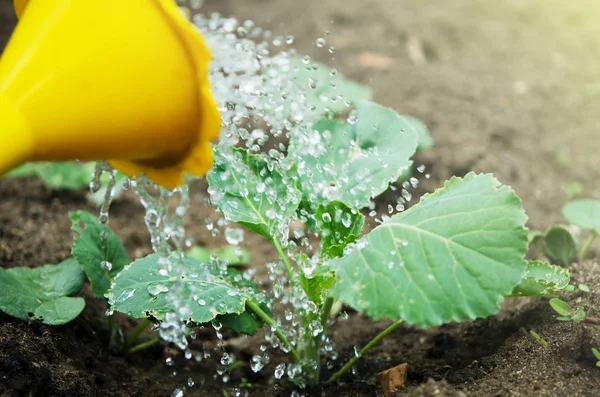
top-left (93, 2), bottom-right (423, 390)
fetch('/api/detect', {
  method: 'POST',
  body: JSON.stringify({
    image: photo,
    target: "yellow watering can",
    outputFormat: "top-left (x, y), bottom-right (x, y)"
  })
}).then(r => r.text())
top-left (0, 0), bottom-right (221, 189)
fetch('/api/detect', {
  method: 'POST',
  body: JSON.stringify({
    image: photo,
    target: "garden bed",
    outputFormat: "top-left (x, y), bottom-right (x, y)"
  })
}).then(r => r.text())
top-left (1, 0), bottom-right (600, 396)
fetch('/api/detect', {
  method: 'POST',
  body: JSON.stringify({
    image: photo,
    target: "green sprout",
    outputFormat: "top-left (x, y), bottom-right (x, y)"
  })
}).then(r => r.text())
top-left (529, 330), bottom-right (548, 347)
top-left (549, 298), bottom-right (585, 322)
top-left (592, 348), bottom-right (600, 367)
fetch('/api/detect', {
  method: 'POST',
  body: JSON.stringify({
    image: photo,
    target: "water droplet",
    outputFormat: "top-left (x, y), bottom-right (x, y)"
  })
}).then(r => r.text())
top-left (315, 37), bottom-right (326, 47)
top-left (250, 355), bottom-right (266, 372)
top-left (275, 363), bottom-right (286, 379)
top-left (341, 213), bottom-right (352, 228)
top-left (410, 177), bottom-right (419, 188)
top-left (148, 283), bottom-right (169, 296)
top-left (171, 388), bottom-right (184, 397)
top-left (220, 352), bottom-right (234, 366)
top-left (100, 261), bottom-right (113, 272)
top-left (225, 227), bottom-right (244, 245)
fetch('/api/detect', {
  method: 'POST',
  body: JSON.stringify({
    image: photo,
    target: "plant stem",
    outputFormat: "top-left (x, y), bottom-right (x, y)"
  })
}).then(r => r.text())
top-left (325, 319), bottom-right (404, 384)
top-left (246, 300), bottom-right (300, 362)
top-left (108, 313), bottom-right (114, 330)
top-left (579, 230), bottom-right (598, 261)
top-left (128, 337), bottom-right (160, 353)
top-left (300, 297), bottom-right (335, 384)
top-left (302, 310), bottom-right (323, 385)
top-left (320, 297), bottom-right (334, 327)
top-left (124, 319), bottom-right (152, 352)
top-left (272, 238), bottom-right (295, 282)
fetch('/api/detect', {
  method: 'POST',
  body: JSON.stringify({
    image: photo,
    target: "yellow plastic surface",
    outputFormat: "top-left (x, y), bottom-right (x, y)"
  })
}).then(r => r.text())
top-left (13, 0), bottom-right (28, 18)
top-left (0, 0), bottom-right (220, 189)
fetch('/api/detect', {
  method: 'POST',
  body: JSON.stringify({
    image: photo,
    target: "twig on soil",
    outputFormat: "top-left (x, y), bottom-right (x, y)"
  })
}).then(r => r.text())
top-left (583, 317), bottom-right (600, 326)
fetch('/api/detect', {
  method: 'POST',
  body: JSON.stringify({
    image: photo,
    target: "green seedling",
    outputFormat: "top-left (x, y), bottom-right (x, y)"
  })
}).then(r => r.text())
top-left (549, 298), bottom-right (585, 322)
top-left (104, 100), bottom-right (565, 386)
top-left (565, 284), bottom-right (591, 293)
top-left (562, 199), bottom-right (600, 260)
top-left (592, 348), bottom-right (600, 367)
top-left (529, 330), bottom-right (548, 347)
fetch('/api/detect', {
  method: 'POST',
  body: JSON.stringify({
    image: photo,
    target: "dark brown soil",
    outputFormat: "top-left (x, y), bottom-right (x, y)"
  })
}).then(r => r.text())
top-left (2, 0), bottom-right (600, 396)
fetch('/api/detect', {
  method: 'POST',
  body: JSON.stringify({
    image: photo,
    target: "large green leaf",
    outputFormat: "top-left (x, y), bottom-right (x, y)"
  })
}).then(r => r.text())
top-left (207, 147), bottom-right (302, 240)
top-left (289, 57), bottom-right (372, 115)
top-left (510, 260), bottom-right (570, 297)
top-left (0, 259), bottom-right (85, 325)
top-left (328, 173), bottom-right (528, 326)
top-left (562, 199), bottom-right (600, 232)
top-left (70, 211), bottom-right (130, 299)
top-left (109, 254), bottom-right (269, 329)
top-left (291, 101), bottom-right (421, 210)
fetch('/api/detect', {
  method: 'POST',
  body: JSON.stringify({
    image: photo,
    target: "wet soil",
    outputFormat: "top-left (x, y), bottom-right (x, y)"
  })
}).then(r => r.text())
top-left (2, 0), bottom-right (600, 396)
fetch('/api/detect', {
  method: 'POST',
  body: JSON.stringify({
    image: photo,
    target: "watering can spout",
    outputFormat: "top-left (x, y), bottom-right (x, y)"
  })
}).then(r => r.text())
top-left (0, 0), bottom-right (221, 189)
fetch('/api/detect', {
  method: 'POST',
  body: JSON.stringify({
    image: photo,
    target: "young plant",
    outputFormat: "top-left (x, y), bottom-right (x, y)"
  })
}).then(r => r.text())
top-left (549, 298), bottom-right (586, 322)
top-left (102, 99), bottom-right (571, 386)
top-left (562, 199), bottom-right (600, 260)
